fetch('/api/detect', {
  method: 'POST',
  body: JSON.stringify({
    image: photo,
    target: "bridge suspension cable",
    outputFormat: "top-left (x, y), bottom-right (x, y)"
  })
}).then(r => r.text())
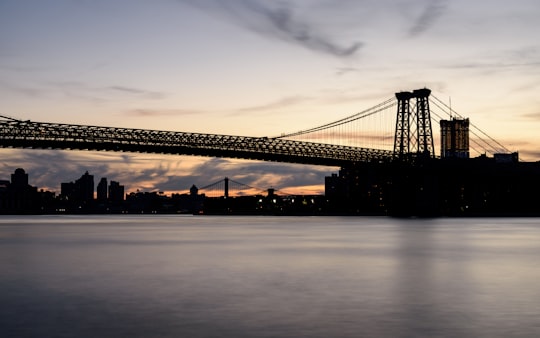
top-left (275, 97), bottom-right (397, 151)
top-left (0, 114), bottom-right (22, 122)
top-left (276, 97), bottom-right (396, 139)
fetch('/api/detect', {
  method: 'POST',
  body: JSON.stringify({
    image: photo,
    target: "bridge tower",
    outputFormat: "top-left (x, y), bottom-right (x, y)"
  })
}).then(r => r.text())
top-left (394, 91), bottom-right (413, 160)
top-left (413, 88), bottom-right (435, 157)
top-left (393, 88), bottom-right (435, 161)
top-left (224, 177), bottom-right (229, 198)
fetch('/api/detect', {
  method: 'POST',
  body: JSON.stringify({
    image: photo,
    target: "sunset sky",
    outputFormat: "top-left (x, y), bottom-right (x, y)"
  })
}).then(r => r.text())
top-left (1, 0), bottom-right (539, 195)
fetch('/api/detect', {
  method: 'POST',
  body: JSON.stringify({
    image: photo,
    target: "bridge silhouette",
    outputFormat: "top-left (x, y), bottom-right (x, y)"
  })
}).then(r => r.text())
top-left (3, 87), bottom-right (537, 216)
top-left (188, 177), bottom-right (295, 198)
top-left (0, 88), bottom-right (509, 167)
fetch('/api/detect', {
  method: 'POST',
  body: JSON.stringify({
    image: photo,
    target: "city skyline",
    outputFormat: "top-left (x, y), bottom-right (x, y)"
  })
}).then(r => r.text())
top-left (1, 0), bottom-right (539, 194)
top-left (0, 166), bottom-right (286, 198)
top-left (0, 166), bottom-right (327, 215)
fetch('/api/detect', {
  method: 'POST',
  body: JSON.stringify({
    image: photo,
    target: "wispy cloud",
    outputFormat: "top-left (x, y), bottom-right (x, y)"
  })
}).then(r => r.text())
top-left (0, 64), bottom-right (56, 73)
top-left (185, 157), bottom-right (333, 192)
top-left (521, 112), bottom-right (540, 121)
top-left (0, 149), bottom-right (113, 192)
top-left (335, 67), bottom-right (360, 76)
top-left (519, 149), bottom-right (540, 162)
top-left (123, 108), bottom-right (205, 117)
top-left (447, 61), bottom-right (540, 71)
top-left (409, 0), bottom-right (448, 36)
top-left (0, 149), bottom-right (335, 195)
top-left (0, 82), bottom-right (47, 98)
top-left (2, 79), bottom-right (167, 102)
top-left (107, 86), bottom-right (165, 99)
top-left (233, 95), bottom-right (312, 115)
top-left (51, 82), bottom-right (167, 100)
top-left (179, 0), bottom-right (363, 57)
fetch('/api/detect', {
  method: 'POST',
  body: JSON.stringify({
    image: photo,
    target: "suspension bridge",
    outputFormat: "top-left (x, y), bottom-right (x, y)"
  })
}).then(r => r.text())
top-left (0, 88), bottom-right (510, 167)
top-left (2, 88), bottom-right (536, 216)
top-left (187, 177), bottom-right (294, 198)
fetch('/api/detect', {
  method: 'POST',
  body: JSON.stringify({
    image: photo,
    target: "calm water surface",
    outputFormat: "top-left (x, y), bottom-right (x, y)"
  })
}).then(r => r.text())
top-left (1, 215), bottom-right (540, 337)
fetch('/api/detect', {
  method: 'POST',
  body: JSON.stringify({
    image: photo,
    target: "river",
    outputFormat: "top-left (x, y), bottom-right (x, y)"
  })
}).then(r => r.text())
top-left (1, 215), bottom-right (539, 337)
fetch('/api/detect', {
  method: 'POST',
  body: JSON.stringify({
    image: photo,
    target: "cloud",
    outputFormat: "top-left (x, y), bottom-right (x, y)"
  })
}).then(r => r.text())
top-left (189, 157), bottom-right (334, 188)
top-left (145, 157), bottom-right (335, 195)
top-left (180, 0), bottom-right (363, 57)
top-left (519, 150), bottom-right (540, 162)
top-left (0, 82), bottom-right (47, 98)
top-left (107, 86), bottom-right (166, 99)
top-left (0, 149), bottom-right (336, 196)
top-left (123, 108), bottom-right (205, 117)
top-left (335, 67), bottom-right (360, 76)
top-left (1, 80), bottom-right (167, 104)
top-left (233, 95), bottom-right (312, 115)
top-left (409, 0), bottom-right (448, 36)
top-left (447, 61), bottom-right (540, 71)
top-left (521, 112), bottom-right (540, 121)
top-left (0, 64), bottom-right (55, 73)
top-left (0, 149), bottom-right (110, 191)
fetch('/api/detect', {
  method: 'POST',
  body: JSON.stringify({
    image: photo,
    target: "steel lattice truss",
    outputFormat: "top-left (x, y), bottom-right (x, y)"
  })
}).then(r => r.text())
top-left (0, 118), bottom-right (394, 166)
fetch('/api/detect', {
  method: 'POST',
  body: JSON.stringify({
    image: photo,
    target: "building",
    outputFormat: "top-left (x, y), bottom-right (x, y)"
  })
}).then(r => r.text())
top-left (440, 118), bottom-right (469, 159)
top-left (0, 168), bottom-right (39, 213)
top-left (109, 180), bottom-right (124, 202)
top-left (11, 168), bottom-right (29, 188)
top-left (60, 171), bottom-right (95, 210)
top-left (97, 177), bottom-right (108, 201)
top-left (76, 171), bottom-right (94, 202)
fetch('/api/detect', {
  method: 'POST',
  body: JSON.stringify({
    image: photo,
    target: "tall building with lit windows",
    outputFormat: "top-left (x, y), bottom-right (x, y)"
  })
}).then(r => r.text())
top-left (440, 118), bottom-right (469, 159)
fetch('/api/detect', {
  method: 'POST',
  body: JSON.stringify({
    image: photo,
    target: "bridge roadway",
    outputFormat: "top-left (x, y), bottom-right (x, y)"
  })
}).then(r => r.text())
top-left (0, 117), bottom-right (394, 167)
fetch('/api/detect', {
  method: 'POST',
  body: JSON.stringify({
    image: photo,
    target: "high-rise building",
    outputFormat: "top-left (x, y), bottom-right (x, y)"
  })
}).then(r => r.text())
top-left (61, 171), bottom-right (94, 203)
top-left (109, 181), bottom-right (124, 202)
top-left (11, 168), bottom-right (28, 188)
top-left (76, 171), bottom-right (94, 201)
top-left (440, 118), bottom-right (469, 159)
top-left (97, 177), bottom-right (108, 201)
top-left (61, 182), bottom-right (75, 200)
top-left (3, 168), bottom-right (38, 212)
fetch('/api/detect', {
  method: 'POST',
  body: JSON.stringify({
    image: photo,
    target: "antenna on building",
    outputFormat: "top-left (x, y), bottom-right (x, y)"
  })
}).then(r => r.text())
top-left (449, 97), bottom-right (452, 119)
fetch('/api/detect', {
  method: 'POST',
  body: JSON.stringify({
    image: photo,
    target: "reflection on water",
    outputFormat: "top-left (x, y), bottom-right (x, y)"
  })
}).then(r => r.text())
top-left (1, 216), bottom-right (540, 337)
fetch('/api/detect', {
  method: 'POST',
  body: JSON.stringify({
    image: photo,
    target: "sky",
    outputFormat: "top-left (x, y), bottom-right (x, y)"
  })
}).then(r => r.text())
top-left (1, 0), bottom-right (539, 195)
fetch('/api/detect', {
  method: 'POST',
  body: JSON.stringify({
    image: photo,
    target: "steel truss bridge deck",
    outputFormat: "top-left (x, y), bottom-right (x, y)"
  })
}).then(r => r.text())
top-left (0, 118), bottom-right (394, 167)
